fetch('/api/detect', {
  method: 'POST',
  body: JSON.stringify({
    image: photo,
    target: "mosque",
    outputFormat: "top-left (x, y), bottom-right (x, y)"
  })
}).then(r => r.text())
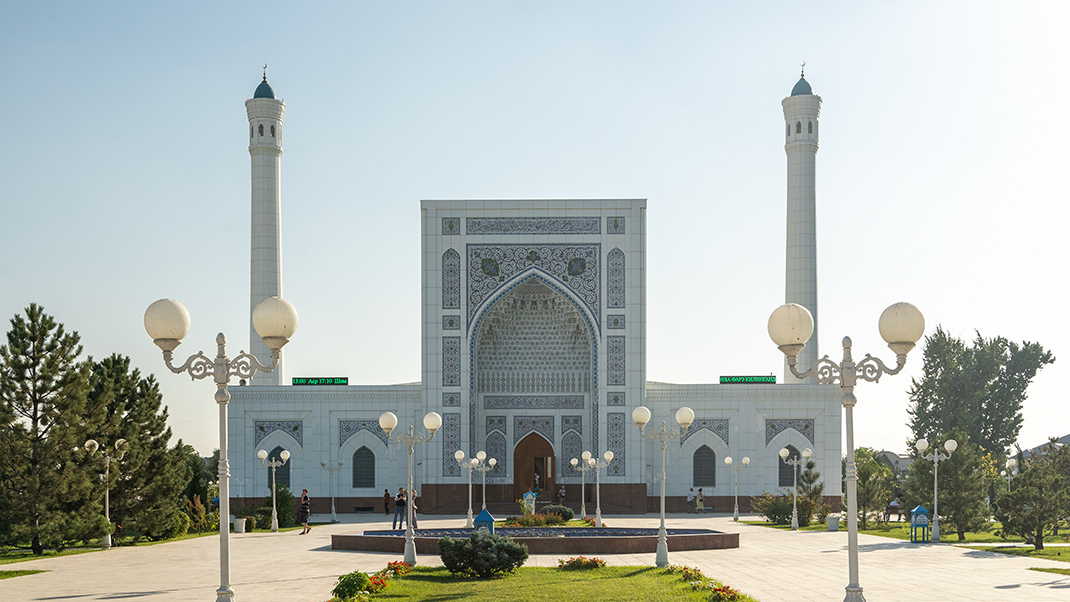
top-left (229, 72), bottom-right (843, 515)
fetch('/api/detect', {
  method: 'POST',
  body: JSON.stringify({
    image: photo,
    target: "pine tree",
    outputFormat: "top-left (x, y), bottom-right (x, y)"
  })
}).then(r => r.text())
top-left (86, 355), bottom-right (191, 541)
top-left (0, 304), bottom-right (100, 554)
top-left (994, 439), bottom-right (1070, 550)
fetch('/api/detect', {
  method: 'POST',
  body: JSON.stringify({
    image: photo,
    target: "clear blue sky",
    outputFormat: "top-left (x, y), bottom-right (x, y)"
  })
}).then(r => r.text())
top-left (2, 2), bottom-right (1066, 457)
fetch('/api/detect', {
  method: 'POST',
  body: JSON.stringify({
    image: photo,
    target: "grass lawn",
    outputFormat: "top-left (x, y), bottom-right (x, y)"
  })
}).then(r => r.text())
top-left (961, 545), bottom-right (1070, 564)
top-left (0, 548), bottom-right (97, 566)
top-left (0, 569), bottom-right (47, 579)
top-left (365, 566), bottom-right (757, 602)
top-left (742, 519), bottom-right (1026, 544)
top-left (1030, 567), bottom-right (1070, 576)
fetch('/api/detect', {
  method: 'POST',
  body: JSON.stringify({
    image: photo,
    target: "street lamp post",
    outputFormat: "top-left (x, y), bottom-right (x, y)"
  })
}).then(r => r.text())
top-left (570, 454), bottom-right (595, 519)
top-left (379, 411), bottom-right (442, 566)
top-left (471, 451), bottom-right (497, 511)
top-left (915, 437), bottom-right (957, 543)
top-left (454, 451), bottom-right (478, 527)
top-left (724, 455), bottom-right (750, 521)
top-left (585, 451), bottom-right (614, 527)
top-left (632, 405), bottom-right (695, 568)
top-left (769, 301), bottom-right (924, 602)
top-left (145, 296), bottom-right (297, 602)
top-left (779, 447), bottom-right (813, 530)
top-left (320, 459), bottom-right (343, 523)
top-left (257, 448), bottom-right (290, 531)
top-left (1001, 457), bottom-right (1017, 492)
top-left (83, 438), bottom-right (129, 549)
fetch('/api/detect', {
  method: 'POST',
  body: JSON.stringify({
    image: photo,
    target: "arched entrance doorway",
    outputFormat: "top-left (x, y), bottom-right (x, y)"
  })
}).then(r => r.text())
top-left (514, 433), bottom-right (554, 504)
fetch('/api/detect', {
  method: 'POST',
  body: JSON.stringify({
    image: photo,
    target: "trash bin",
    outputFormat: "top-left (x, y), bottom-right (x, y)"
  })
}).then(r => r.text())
top-left (234, 518), bottom-right (246, 533)
top-left (827, 515), bottom-right (840, 531)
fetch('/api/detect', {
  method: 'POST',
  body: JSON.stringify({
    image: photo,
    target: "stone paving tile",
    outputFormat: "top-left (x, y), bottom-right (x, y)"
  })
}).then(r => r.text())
top-left (1, 513), bottom-right (1068, 601)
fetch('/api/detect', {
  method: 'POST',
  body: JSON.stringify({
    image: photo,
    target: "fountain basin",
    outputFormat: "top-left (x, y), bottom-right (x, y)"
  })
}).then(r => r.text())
top-left (332, 527), bottom-right (738, 554)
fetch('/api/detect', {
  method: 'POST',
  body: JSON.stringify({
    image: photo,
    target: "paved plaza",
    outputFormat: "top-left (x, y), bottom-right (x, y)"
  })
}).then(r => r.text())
top-left (2, 513), bottom-right (1068, 601)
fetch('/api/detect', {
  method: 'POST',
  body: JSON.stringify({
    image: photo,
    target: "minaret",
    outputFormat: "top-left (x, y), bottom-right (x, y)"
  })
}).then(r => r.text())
top-left (245, 73), bottom-right (286, 384)
top-left (782, 67), bottom-right (821, 381)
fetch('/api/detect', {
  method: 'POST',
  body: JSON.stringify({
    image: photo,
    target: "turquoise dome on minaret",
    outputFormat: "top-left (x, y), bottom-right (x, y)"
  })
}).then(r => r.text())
top-left (254, 76), bottom-right (275, 99)
top-left (791, 77), bottom-right (812, 96)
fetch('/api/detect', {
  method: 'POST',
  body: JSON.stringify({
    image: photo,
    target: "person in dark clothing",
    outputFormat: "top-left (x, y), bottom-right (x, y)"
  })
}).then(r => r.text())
top-left (298, 489), bottom-right (311, 534)
top-left (383, 489), bottom-right (391, 515)
top-left (392, 487), bottom-right (407, 529)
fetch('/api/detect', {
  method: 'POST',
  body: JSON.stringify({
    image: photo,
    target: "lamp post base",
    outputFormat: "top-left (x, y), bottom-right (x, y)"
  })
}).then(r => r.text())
top-left (733, 503), bottom-right (739, 521)
top-left (466, 510), bottom-right (474, 529)
top-left (655, 528), bottom-right (669, 567)
top-left (844, 584), bottom-right (865, 602)
top-left (102, 534), bottom-right (112, 550)
top-left (404, 529), bottom-right (417, 566)
top-left (215, 585), bottom-right (235, 602)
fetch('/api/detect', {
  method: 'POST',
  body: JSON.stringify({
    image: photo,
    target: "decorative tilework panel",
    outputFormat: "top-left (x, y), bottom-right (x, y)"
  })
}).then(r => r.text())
top-left (475, 280), bottom-right (591, 394)
top-left (486, 431), bottom-right (506, 476)
top-left (466, 217), bottom-right (600, 235)
top-left (765, 419), bottom-right (815, 445)
top-left (562, 415), bottom-right (582, 434)
top-left (607, 336), bottom-right (626, 386)
top-left (607, 216), bottom-right (625, 234)
top-left (607, 392), bottom-right (625, 406)
top-left (442, 315), bottom-right (461, 330)
top-left (442, 413), bottom-right (461, 476)
top-left (607, 412), bottom-right (626, 476)
top-left (486, 415), bottom-right (506, 435)
top-left (442, 336), bottom-right (460, 387)
top-left (467, 244), bottom-right (600, 324)
top-left (513, 416), bottom-right (554, 445)
top-left (443, 392), bottom-right (461, 407)
top-left (607, 248), bottom-right (625, 308)
top-left (562, 431), bottom-right (582, 469)
top-left (442, 217), bottom-right (460, 235)
top-left (339, 420), bottom-right (387, 448)
top-left (607, 315), bottom-right (625, 330)
top-left (255, 421), bottom-right (303, 446)
top-left (484, 396), bottom-right (584, 409)
top-left (442, 249), bottom-right (460, 309)
top-left (681, 419), bottom-right (730, 446)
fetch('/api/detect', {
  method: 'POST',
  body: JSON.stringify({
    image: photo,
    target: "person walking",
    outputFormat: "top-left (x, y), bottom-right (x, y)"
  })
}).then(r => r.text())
top-left (392, 487), bottom-right (407, 530)
top-left (557, 484), bottom-right (566, 505)
top-left (298, 489), bottom-right (312, 534)
top-left (686, 488), bottom-right (695, 513)
top-left (696, 488), bottom-right (705, 512)
top-left (383, 489), bottom-right (391, 515)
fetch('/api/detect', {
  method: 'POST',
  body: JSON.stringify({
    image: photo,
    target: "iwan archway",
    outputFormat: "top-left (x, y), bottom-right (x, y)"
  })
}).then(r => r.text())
top-left (471, 273), bottom-right (596, 497)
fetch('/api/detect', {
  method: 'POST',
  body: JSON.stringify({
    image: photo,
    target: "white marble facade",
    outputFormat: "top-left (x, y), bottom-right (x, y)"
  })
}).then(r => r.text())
top-left (227, 76), bottom-right (843, 513)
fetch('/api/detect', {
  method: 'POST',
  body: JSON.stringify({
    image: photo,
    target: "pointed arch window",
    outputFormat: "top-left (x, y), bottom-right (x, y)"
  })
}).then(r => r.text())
top-left (779, 444), bottom-right (800, 487)
top-left (267, 446), bottom-right (290, 489)
top-left (693, 445), bottom-right (716, 487)
top-left (271, 125), bottom-right (276, 137)
top-left (258, 124), bottom-right (264, 136)
top-left (795, 121), bottom-right (802, 134)
top-left (352, 446), bottom-right (375, 488)
top-left (808, 121), bottom-right (813, 134)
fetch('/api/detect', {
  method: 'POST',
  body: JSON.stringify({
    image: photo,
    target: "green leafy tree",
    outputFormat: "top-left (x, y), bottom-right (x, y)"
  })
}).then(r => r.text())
top-left (907, 327), bottom-right (1054, 457)
top-left (86, 355), bottom-right (191, 541)
top-left (0, 304), bottom-right (102, 554)
top-left (905, 432), bottom-right (989, 541)
top-left (181, 444), bottom-right (214, 510)
top-left (852, 447), bottom-right (893, 530)
top-left (994, 439), bottom-right (1070, 550)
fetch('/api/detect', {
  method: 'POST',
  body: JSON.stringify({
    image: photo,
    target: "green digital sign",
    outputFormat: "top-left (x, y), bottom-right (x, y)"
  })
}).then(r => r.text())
top-left (719, 375), bottom-right (776, 384)
top-left (292, 377), bottom-right (349, 386)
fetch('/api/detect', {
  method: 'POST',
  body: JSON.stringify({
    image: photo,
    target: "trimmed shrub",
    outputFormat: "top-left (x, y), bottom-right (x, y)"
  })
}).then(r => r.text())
top-left (502, 512), bottom-right (565, 527)
top-left (543, 504), bottom-right (575, 521)
top-left (439, 531), bottom-right (529, 578)
top-left (242, 516), bottom-right (257, 531)
top-left (751, 492), bottom-right (793, 525)
top-left (332, 571), bottom-right (370, 600)
top-left (252, 507), bottom-right (274, 531)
